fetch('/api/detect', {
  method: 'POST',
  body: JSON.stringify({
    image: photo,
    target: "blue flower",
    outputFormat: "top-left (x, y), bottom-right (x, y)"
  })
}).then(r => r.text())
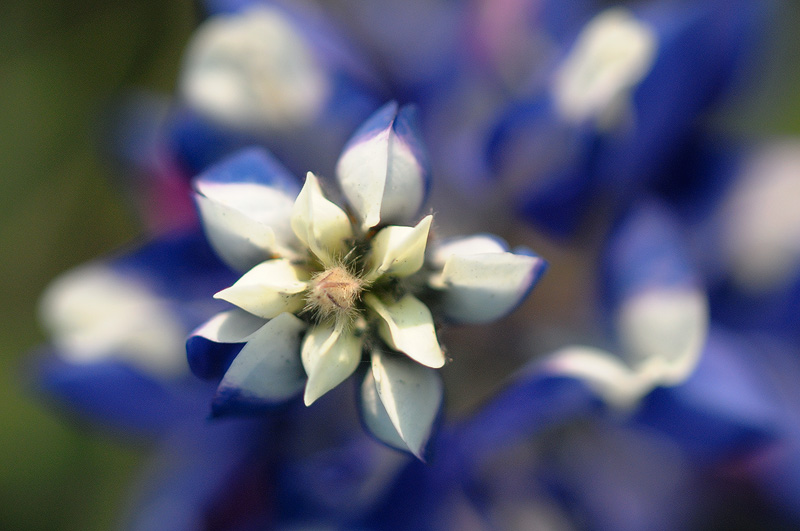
top-left (489, 0), bottom-right (768, 238)
top-left (34, 232), bottom-right (278, 529)
top-left (30, 1), bottom-right (799, 528)
top-left (534, 199), bottom-right (709, 407)
top-left (166, 1), bottom-right (383, 179)
top-left (187, 102), bottom-right (547, 458)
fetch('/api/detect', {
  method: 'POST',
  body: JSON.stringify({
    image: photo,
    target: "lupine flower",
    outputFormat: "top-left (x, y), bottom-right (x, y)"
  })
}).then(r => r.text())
top-left (169, 0), bottom-right (382, 179)
top-left (536, 199), bottom-right (709, 408)
top-left (489, 0), bottom-right (767, 238)
top-left (33, 232), bottom-right (285, 529)
top-left (28, 0), bottom-right (800, 528)
top-left (188, 102), bottom-right (546, 458)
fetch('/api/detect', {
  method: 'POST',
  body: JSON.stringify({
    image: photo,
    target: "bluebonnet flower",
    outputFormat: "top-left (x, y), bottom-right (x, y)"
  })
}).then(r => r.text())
top-left (538, 199), bottom-right (709, 407)
top-left (167, 0), bottom-right (382, 179)
top-left (33, 232), bottom-right (285, 529)
top-left (489, 0), bottom-right (768, 238)
top-left (188, 101), bottom-right (547, 458)
top-left (30, 0), bottom-right (800, 528)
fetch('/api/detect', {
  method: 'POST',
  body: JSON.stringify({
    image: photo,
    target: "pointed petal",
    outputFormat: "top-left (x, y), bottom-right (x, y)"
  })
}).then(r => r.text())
top-left (195, 194), bottom-right (278, 272)
top-left (431, 251), bottom-right (547, 324)
top-left (370, 348), bottom-right (443, 459)
top-left (213, 312), bottom-right (307, 415)
top-left (189, 308), bottom-right (266, 344)
top-left (214, 259), bottom-right (309, 319)
top-left (186, 309), bottom-right (266, 380)
top-left (359, 369), bottom-right (411, 453)
top-left (301, 325), bottom-right (363, 405)
top-left (291, 172), bottom-right (353, 265)
top-left (336, 102), bottom-right (430, 230)
top-left (364, 293), bottom-right (444, 368)
top-left (194, 149), bottom-right (301, 271)
top-left (366, 216), bottom-right (432, 280)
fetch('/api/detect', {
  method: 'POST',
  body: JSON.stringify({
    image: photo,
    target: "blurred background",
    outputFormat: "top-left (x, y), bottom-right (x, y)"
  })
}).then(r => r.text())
top-left (0, 2), bottom-right (194, 528)
top-left (1, 1), bottom-right (800, 529)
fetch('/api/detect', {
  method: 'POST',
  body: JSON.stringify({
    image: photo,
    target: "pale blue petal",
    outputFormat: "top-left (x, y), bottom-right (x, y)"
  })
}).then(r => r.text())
top-left (194, 149), bottom-right (301, 271)
top-left (336, 101), bottom-right (430, 230)
top-left (213, 313), bottom-right (307, 415)
top-left (369, 348), bottom-right (443, 460)
top-left (432, 251), bottom-right (547, 324)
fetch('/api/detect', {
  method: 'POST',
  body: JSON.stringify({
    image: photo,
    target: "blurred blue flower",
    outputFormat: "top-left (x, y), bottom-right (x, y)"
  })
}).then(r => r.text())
top-left (33, 231), bottom-right (282, 529)
top-left (165, 0), bottom-right (383, 180)
top-left (489, 0), bottom-right (768, 238)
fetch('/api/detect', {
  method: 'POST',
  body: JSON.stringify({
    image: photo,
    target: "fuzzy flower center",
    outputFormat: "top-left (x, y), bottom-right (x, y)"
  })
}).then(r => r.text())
top-left (305, 265), bottom-right (364, 328)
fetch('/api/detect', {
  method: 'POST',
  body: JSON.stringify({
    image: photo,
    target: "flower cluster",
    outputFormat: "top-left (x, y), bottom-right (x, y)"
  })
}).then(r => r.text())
top-left (29, 0), bottom-right (800, 529)
top-left (187, 102), bottom-right (545, 457)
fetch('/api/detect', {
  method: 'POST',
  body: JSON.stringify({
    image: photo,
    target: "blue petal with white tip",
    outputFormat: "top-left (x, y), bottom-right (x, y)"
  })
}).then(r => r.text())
top-left (186, 309), bottom-right (265, 380)
top-left (194, 148), bottom-right (301, 271)
top-left (212, 312), bottom-right (307, 416)
top-left (336, 101), bottom-right (431, 230)
top-left (592, 0), bottom-right (767, 200)
top-left (429, 236), bottom-right (547, 324)
top-left (633, 329), bottom-right (781, 462)
top-left (601, 200), bottom-right (708, 388)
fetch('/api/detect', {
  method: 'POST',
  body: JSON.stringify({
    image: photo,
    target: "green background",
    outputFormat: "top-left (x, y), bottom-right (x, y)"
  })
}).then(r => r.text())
top-left (0, 2), bottom-right (194, 529)
top-left (1, 1), bottom-right (799, 529)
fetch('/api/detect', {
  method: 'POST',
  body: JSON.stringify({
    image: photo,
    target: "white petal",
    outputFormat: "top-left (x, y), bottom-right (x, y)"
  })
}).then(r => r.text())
top-left (552, 7), bottom-right (657, 126)
top-left (214, 259), bottom-right (309, 319)
top-left (371, 348), bottom-right (443, 459)
top-left (291, 172), bottom-right (353, 266)
top-left (301, 325), bottom-right (364, 405)
top-left (542, 346), bottom-right (659, 408)
top-left (617, 288), bottom-right (708, 386)
top-left (180, 6), bottom-right (329, 129)
top-left (360, 369), bottom-right (409, 452)
top-left (217, 312), bottom-right (307, 402)
top-left (190, 308), bottom-right (267, 343)
top-left (432, 252), bottom-right (545, 324)
top-left (364, 293), bottom-right (445, 369)
top-left (426, 234), bottom-right (508, 270)
top-left (542, 289), bottom-right (708, 409)
top-left (366, 216), bottom-right (432, 281)
top-left (38, 265), bottom-right (188, 377)
top-left (722, 141), bottom-right (800, 293)
top-left (336, 104), bottom-right (427, 230)
top-left (196, 182), bottom-right (299, 271)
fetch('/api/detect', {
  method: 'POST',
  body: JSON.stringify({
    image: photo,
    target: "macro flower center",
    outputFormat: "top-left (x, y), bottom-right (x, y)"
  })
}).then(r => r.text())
top-left (305, 265), bottom-right (364, 325)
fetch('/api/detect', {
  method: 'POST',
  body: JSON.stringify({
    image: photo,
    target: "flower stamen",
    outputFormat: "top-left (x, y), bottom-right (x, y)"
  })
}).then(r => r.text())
top-left (305, 265), bottom-right (364, 330)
